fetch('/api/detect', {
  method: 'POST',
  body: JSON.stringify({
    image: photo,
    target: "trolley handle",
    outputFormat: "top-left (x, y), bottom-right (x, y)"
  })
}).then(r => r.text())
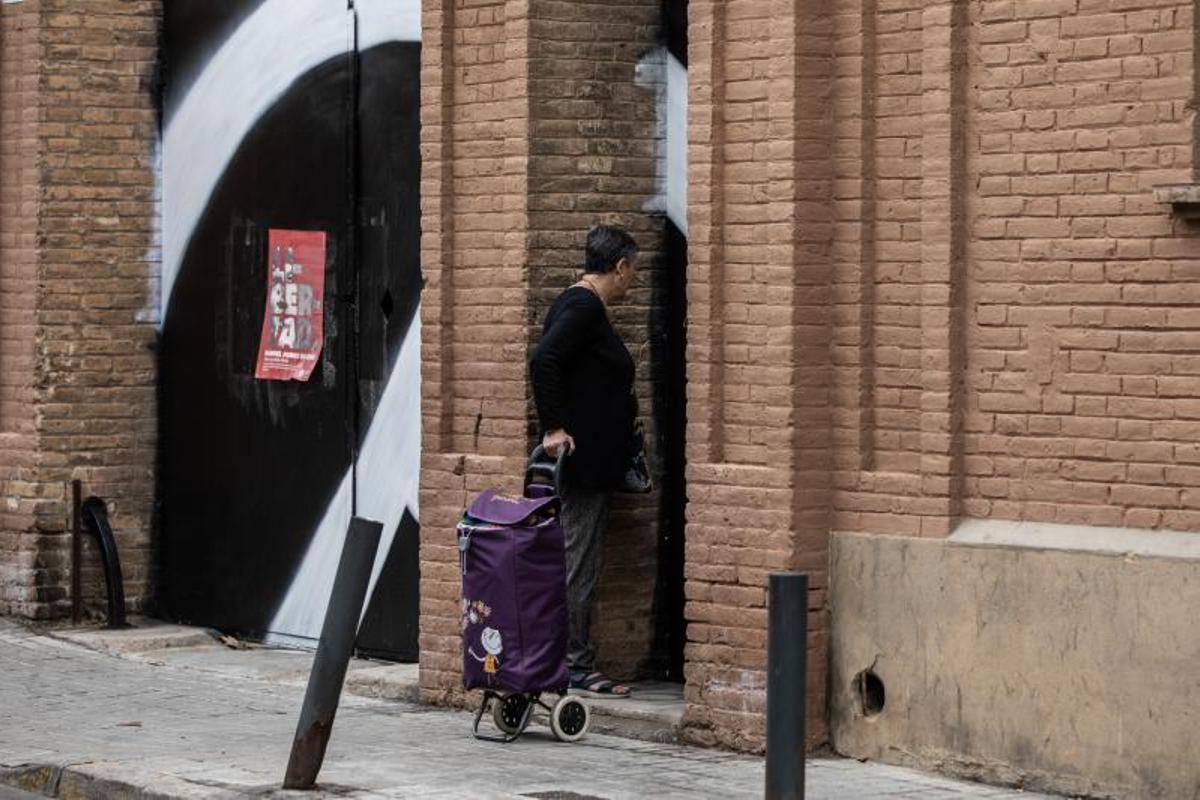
top-left (525, 444), bottom-right (567, 496)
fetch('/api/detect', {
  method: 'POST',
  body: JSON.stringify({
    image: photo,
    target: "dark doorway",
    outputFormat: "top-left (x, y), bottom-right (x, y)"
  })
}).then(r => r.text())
top-left (649, 222), bottom-right (688, 682)
top-left (647, 0), bottom-right (689, 683)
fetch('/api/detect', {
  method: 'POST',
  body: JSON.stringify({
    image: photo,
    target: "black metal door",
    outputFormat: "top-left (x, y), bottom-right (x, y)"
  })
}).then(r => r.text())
top-left (158, 1), bottom-right (421, 660)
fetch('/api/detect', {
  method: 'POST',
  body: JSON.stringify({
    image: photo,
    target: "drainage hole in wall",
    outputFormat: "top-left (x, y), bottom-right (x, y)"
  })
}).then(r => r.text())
top-left (854, 668), bottom-right (885, 717)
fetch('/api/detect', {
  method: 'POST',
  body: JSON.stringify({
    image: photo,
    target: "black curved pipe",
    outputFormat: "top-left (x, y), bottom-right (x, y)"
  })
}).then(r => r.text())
top-left (80, 497), bottom-right (128, 629)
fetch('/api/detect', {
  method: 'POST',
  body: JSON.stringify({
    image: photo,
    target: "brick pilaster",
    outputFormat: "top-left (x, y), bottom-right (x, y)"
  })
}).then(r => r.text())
top-left (419, 0), bottom-right (532, 706)
top-left (0, 0), bottom-right (43, 617)
top-left (681, 0), bottom-right (833, 753)
top-left (917, 1), bottom-right (968, 535)
top-left (0, 0), bottom-right (160, 620)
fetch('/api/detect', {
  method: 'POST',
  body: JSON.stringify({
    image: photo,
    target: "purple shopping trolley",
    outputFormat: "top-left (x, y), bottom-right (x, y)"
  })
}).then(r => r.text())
top-left (457, 447), bottom-right (590, 742)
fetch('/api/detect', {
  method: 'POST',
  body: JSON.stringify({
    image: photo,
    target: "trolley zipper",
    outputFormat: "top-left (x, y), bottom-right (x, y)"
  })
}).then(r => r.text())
top-left (457, 526), bottom-right (472, 575)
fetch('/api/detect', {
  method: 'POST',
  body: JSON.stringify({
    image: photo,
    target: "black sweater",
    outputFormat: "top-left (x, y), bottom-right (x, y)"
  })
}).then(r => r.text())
top-left (531, 286), bottom-right (636, 491)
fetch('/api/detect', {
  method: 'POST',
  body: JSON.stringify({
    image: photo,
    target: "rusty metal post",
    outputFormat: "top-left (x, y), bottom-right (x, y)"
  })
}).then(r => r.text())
top-left (283, 516), bottom-right (381, 790)
top-left (71, 480), bottom-right (82, 624)
top-left (766, 571), bottom-right (807, 800)
top-left (80, 497), bottom-right (128, 629)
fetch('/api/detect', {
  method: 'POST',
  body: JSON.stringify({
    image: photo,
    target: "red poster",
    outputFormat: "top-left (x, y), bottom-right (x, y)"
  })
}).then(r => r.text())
top-left (255, 229), bottom-right (326, 382)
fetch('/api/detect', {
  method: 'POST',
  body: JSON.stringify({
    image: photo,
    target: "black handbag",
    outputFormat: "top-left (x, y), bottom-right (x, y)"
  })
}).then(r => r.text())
top-left (621, 419), bottom-right (653, 494)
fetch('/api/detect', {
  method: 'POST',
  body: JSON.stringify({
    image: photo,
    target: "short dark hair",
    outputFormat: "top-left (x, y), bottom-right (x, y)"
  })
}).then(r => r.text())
top-left (584, 225), bottom-right (638, 274)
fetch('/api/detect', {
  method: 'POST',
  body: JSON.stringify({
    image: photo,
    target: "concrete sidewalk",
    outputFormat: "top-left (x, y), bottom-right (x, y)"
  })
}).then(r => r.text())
top-left (1, 621), bottom-right (1058, 799)
top-left (43, 621), bottom-right (683, 745)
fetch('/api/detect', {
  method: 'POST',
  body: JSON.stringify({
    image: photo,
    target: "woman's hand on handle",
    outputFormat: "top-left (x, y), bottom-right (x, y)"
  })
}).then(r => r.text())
top-left (543, 429), bottom-right (576, 458)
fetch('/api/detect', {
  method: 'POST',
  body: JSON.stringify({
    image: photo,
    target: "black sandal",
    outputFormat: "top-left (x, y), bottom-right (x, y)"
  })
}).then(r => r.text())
top-left (570, 670), bottom-right (631, 697)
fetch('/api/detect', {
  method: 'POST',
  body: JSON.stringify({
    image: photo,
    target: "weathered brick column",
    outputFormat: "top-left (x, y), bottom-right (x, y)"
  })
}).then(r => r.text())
top-left (0, 0), bottom-right (160, 620)
top-left (0, 0), bottom-right (42, 616)
top-left (682, 0), bottom-right (834, 751)
top-left (419, 0), bottom-right (533, 704)
top-left (916, 0), bottom-right (968, 536)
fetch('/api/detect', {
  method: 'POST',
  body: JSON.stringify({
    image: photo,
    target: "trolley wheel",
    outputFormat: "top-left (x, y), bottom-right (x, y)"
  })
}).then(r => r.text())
top-left (492, 693), bottom-right (531, 736)
top-left (550, 695), bottom-right (590, 742)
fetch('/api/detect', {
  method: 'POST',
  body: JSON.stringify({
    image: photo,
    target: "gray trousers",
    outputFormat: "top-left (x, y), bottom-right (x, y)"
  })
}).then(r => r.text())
top-left (561, 485), bottom-right (612, 674)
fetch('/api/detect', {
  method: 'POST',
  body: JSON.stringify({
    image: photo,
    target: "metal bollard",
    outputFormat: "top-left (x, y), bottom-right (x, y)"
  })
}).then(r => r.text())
top-left (283, 516), bottom-right (382, 790)
top-left (765, 571), bottom-right (807, 800)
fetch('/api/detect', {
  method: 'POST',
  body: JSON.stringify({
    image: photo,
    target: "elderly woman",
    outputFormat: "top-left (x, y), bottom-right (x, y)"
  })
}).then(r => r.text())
top-left (530, 224), bottom-right (640, 698)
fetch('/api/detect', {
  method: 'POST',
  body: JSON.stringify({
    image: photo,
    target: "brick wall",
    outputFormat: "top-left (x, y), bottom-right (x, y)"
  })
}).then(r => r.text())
top-left (680, 0), bottom-right (1200, 754)
top-left (825, 0), bottom-right (1199, 536)
top-left (419, 0), bottom-right (532, 704)
top-left (428, 0), bottom-right (1200, 754)
top-left (0, 0), bottom-right (44, 616)
top-left (683, 0), bottom-right (833, 753)
top-left (829, 0), bottom-right (970, 539)
top-left (0, 0), bottom-right (160, 620)
top-left (961, 0), bottom-right (1199, 529)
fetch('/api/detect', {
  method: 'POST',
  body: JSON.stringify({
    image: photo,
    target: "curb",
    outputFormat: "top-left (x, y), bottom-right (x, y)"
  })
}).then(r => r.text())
top-left (44, 623), bottom-right (218, 657)
top-left (2, 764), bottom-right (196, 800)
top-left (0, 764), bottom-right (309, 800)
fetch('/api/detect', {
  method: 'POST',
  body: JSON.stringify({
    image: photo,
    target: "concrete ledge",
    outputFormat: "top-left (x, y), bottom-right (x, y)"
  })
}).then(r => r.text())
top-left (1154, 183), bottom-right (1200, 218)
top-left (48, 621), bottom-right (216, 655)
top-left (952, 518), bottom-right (1200, 561)
top-left (576, 682), bottom-right (683, 743)
top-left (830, 530), bottom-right (1200, 799)
top-left (1153, 182), bottom-right (1200, 203)
top-left (344, 663), bottom-right (421, 703)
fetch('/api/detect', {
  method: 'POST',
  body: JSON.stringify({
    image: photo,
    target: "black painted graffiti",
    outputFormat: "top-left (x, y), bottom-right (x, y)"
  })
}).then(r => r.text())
top-left (157, 0), bottom-right (422, 660)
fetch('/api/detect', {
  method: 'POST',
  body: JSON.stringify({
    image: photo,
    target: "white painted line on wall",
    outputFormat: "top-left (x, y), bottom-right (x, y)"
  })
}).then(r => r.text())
top-left (664, 53), bottom-right (688, 237)
top-left (162, 0), bottom-right (420, 322)
top-left (634, 47), bottom-right (688, 237)
top-left (266, 314), bottom-right (423, 643)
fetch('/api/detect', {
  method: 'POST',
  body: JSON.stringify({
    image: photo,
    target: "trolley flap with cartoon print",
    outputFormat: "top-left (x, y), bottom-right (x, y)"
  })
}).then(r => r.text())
top-left (457, 488), bottom-right (568, 695)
